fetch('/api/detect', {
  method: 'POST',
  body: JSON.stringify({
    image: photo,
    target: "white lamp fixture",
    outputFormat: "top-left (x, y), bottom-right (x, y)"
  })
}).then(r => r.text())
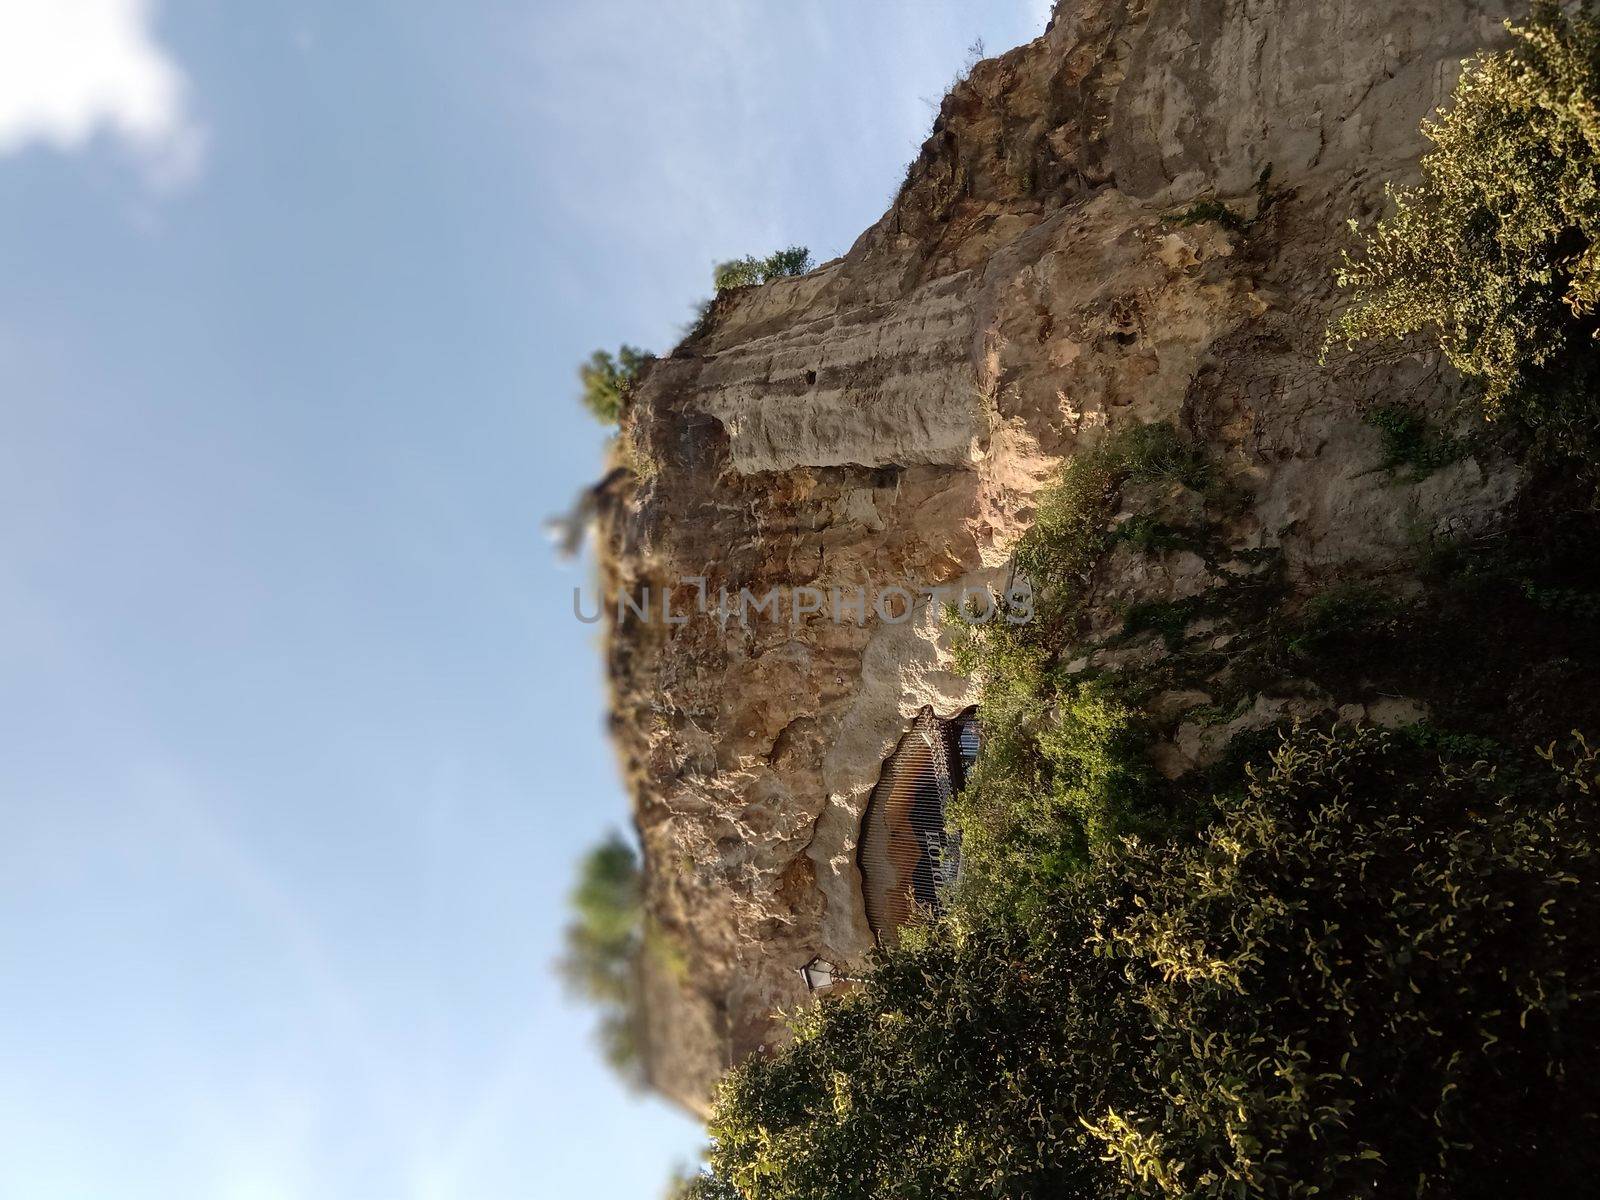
top-left (798, 955), bottom-right (857, 993)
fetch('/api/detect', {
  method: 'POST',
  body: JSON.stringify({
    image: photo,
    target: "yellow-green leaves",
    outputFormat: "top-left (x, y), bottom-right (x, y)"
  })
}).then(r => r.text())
top-left (1329, 4), bottom-right (1600, 463)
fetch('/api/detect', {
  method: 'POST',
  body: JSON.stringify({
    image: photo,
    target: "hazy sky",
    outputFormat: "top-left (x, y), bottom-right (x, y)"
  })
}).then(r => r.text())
top-left (0, 2), bottom-right (1051, 1197)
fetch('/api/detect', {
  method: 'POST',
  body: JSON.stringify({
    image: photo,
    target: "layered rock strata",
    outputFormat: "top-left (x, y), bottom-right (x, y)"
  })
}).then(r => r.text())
top-left (596, 0), bottom-right (1520, 1113)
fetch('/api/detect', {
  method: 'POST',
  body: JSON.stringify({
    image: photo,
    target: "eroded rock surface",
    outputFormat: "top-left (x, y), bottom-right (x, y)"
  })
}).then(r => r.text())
top-left (596, 0), bottom-right (1520, 1113)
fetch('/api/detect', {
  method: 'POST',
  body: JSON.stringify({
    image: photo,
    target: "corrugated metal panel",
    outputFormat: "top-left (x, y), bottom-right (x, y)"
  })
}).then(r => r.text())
top-left (955, 713), bottom-right (980, 782)
top-left (857, 707), bottom-right (978, 943)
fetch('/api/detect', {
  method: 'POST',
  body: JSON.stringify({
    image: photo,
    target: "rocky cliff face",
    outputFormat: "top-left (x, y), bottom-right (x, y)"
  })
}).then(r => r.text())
top-left (597, 0), bottom-right (1521, 1114)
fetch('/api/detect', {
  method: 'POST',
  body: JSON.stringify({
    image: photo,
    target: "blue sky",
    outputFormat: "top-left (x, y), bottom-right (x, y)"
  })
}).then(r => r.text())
top-left (0, 3), bottom-right (1050, 1197)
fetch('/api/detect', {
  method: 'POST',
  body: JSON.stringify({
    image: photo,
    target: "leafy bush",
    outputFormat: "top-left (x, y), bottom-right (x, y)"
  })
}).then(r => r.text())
top-left (1328, 2), bottom-right (1600, 461)
top-left (558, 831), bottom-right (648, 1085)
top-left (1365, 402), bottom-right (1469, 475)
top-left (1168, 196), bottom-right (1248, 233)
top-left (1283, 580), bottom-right (1404, 662)
top-left (949, 677), bottom-right (1158, 930)
top-left (712, 246), bottom-right (814, 291)
top-left (957, 421), bottom-right (1212, 676)
top-left (697, 727), bottom-right (1600, 1200)
top-left (947, 422), bottom-right (1216, 920)
top-left (579, 344), bottom-right (650, 424)
top-left (1165, 169), bottom-right (1281, 235)
top-left (679, 248), bottom-right (816, 344)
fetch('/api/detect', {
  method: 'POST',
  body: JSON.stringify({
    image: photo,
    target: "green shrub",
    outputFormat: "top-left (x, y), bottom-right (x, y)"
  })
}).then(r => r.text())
top-left (1284, 580), bottom-right (1404, 662)
top-left (558, 832), bottom-right (648, 1085)
top-left (1168, 197), bottom-right (1248, 233)
top-left (706, 884), bottom-right (1115, 1199)
top-left (682, 248), bottom-right (815, 343)
top-left (684, 296), bottom-right (718, 342)
top-left (1328, 3), bottom-right (1600, 462)
top-left (712, 262), bottom-right (760, 291)
top-left (1114, 513), bottom-right (1192, 555)
top-left (1165, 168), bottom-right (1280, 235)
top-left (698, 727), bottom-right (1600, 1200)
top-left (949, 678), bottom-right (1158, 929)
top-left (1418, 517), bottom-right (1600, 633)
top-left (1119, 595), bottom-right (1203, 647)
top-left (1365, 402), bottom-right (1469, 475)
top-left (579, 344), bottom-right (650, 424)
top-left (956, 421), bottom-right (1212, 675)
top-left (1083, 727), bottom-right (1600, 1199)
top-left (713, 246), bottom-right (814, 291)
top-left (947, 422), bottom-right (1216, 917)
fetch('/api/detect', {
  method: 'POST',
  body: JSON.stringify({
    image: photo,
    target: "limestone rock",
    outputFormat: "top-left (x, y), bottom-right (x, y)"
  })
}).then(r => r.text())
top-left (597, 0), bottom-right (1521, 1112)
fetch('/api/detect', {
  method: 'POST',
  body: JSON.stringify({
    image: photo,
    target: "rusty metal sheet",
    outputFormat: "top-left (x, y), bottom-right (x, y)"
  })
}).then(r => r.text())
top-left (857, 707), bottom-right (977, 943)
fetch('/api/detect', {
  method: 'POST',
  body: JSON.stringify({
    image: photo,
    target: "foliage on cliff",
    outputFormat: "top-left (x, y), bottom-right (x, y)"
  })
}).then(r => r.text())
top-left (578, 3), bottom-right (1600, 1169)
top-left (558, 832), bottom-right (648, 1086)
top-left (681, 245), bottom-right (815, 343)
top-left (579, 345), bottom-right (650, 424)
top-left (1329, 2), bottom-right (1600, 463)
top-left (947, 422), bottom-right (1217, 927)
top-left (712, 246), bottom-right (813, 292)
top-left (694, 727), bottom-right (1600, 1200)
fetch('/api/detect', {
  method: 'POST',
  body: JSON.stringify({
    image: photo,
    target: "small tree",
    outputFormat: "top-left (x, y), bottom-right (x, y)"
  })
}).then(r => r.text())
top-left (758, 245), bottom-right (813, 279)
top-left (558, 832), bottom-right (648, 1086)
top-left (1328, 2), bottom-right (1600, 460)
top-left (579, 344), bottom-right (650, 424)
top-left (712, 246), bottom-right (814, 292)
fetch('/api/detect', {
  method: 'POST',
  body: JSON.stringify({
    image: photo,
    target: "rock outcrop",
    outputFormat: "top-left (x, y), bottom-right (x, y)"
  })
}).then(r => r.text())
top-left (596, 0), bottom-right (1522, 1113)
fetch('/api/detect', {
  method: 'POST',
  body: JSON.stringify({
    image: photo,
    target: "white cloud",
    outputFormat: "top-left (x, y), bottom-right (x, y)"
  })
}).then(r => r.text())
top-left (0, 0), bottom-right (204, 186)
